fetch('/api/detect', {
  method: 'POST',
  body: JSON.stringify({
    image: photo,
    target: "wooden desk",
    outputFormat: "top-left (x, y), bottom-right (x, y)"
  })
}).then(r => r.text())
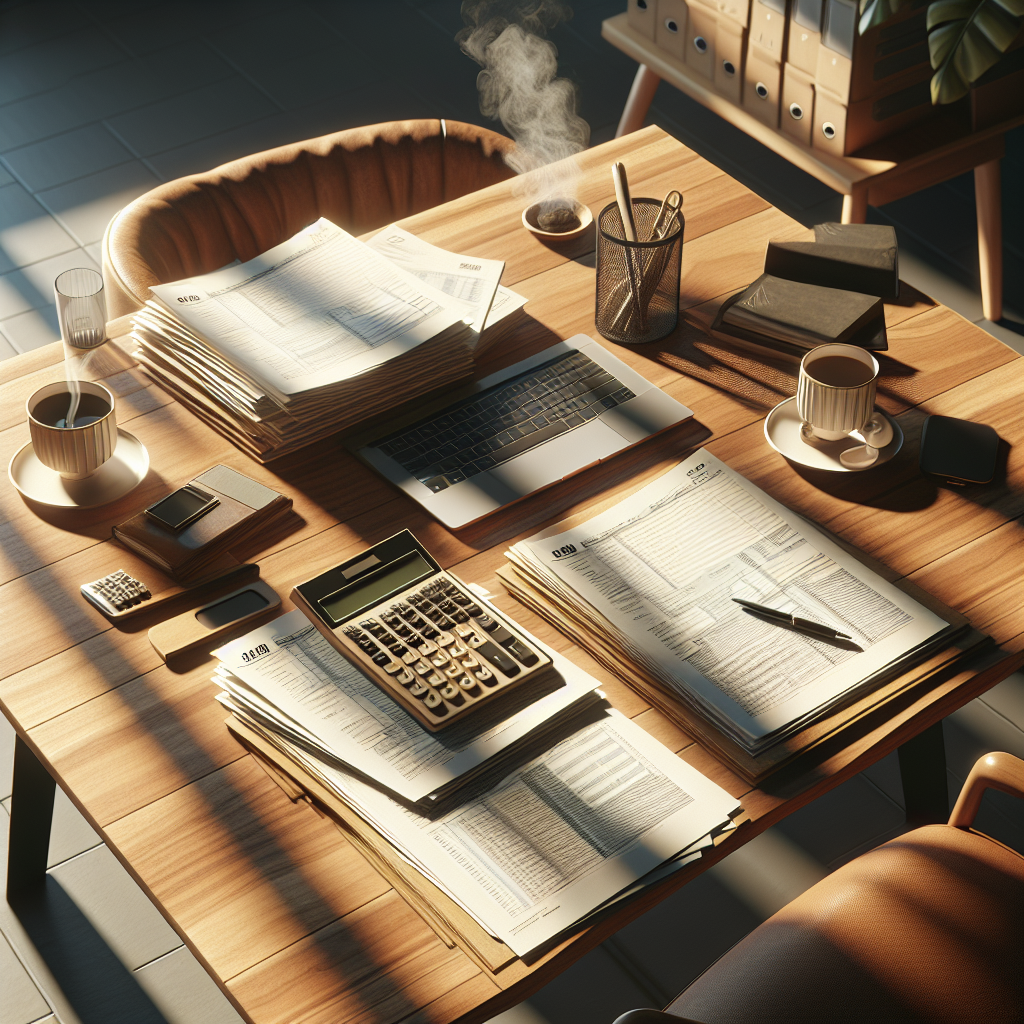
top-left (2, 127), bottom-right (1022, 1024)
top-left (602, 12), bottom-right (1024, 322)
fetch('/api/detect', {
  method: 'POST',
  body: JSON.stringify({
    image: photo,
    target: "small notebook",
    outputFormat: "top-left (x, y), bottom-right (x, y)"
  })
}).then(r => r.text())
top-left (764, 222), bottom-right (899, 301)
top-left (713, 274), bottom-right (887, 353)
top-left (113, 465), bottom-right (292, 582)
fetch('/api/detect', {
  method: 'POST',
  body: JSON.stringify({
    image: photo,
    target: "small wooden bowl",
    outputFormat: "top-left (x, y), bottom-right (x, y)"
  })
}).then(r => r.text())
top-left (522, 200), bottom-right (593, 241)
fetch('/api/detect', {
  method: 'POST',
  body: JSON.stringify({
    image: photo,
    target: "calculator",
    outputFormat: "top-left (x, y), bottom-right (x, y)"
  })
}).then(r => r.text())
top-left (81, 569), bottom-right (152, 615)
top-left (291, 531), bottom-right (554, 730)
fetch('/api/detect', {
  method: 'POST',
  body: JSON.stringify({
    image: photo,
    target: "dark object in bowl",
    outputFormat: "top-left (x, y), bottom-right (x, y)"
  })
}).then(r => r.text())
top-left (537, 204), bottom-right (582, 233)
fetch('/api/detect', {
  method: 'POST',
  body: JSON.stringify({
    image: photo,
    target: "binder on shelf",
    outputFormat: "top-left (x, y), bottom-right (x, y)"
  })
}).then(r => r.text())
top-left (686, 2), bottom-right (719, 78)
top-left (715, 17), bottom-right (747, 101)
top-left (692, 0), bottom-right (751, 30)
top-left (781, 62), bottom-right (815, 144)
top-left (743, 44), bottom-right (783, 126)
top-left (812, 70), bottom-right (933, 155)
top-left (749, 0), bottom-right (788, 59)
top-left (655, 0), bottom-right (689, 60)
top-left (628, 0), bottom-right (659, 38)
top-left (787, 0), bottom-right (822, 75)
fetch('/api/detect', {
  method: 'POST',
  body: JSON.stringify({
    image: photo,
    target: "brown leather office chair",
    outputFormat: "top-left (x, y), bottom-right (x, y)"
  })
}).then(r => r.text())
top-left (614, 751), bottom-right (1024, 1024)
top-left (101, 119), bottom-right (516, 320)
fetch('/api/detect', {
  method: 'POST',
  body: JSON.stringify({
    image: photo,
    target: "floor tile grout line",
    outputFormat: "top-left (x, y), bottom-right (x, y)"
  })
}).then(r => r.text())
top-left (975, 694), bottom-right (1024, 734)
top-left (130, 942), bottom-right (186, 974)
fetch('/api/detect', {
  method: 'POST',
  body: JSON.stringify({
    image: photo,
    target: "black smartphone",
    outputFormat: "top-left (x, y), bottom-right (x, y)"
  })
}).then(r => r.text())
top-left (919, 414), bottom-right (999, 485)
top-left (145, 484), bottom-right (220, 530)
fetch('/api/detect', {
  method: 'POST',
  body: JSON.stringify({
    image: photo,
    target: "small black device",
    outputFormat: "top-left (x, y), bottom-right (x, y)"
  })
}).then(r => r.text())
top-left (919, 414), bottom-right (1000, 486)
top-left (144, 484), bottom-right (220, 531)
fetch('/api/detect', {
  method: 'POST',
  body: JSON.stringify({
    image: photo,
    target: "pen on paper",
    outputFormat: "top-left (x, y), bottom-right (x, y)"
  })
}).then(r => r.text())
top-left (732, 598), bottom-right (854, 640)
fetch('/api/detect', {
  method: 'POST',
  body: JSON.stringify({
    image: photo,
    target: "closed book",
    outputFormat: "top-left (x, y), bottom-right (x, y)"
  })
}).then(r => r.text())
top-left (764, 222), bottom-right (899, 300)
top-left (713, 274), bottom-right (887, 352)
top-left (113, 465), bottom-right (292, 582)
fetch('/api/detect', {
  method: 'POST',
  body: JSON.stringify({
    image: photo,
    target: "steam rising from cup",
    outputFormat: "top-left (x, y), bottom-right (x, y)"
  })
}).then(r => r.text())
top-left (458, 1), bottom-right (591, 219)
top-left (54, 268), bottom-right (108, 429)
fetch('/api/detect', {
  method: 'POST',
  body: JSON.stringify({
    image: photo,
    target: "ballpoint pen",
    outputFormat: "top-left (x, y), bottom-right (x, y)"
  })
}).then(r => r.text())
top-left (731, 597), bottom-right (853, 640)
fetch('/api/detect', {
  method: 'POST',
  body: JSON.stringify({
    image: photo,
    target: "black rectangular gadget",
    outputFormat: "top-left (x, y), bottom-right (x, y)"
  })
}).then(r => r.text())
top-left (144, 484), bottom-right (220, 531)
top-left (292, 531), bottom-right (553, 731)
top-left (919, 414), bottom-right (1000, 486)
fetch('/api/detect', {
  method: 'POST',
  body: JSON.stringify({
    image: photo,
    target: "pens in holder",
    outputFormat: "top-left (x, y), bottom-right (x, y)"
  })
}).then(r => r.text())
top-left (611, 162), bottom-right (644, 330)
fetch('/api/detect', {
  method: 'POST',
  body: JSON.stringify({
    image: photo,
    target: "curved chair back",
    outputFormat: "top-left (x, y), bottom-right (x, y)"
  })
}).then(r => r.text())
top-left (102, 119), bottom-right (516, 319)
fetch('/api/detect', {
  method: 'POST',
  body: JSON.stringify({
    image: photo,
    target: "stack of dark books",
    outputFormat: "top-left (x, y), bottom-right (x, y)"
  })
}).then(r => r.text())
top-left (712, 223), bottom-right (898, 356)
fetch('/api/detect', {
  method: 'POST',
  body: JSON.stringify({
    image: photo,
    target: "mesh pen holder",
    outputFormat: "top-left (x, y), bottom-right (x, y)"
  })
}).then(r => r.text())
top-left (595, 199), bottom-right (683, 345)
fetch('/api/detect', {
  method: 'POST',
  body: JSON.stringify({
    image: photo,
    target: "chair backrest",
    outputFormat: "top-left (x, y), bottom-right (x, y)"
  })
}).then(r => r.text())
top-left (102, 119), bottom-right (516, 319)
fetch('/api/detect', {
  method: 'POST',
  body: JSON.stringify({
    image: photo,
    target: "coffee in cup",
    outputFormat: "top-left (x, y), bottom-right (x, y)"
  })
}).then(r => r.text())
top-left (797, 344), bottom-right (878, 442)
top-left (27, 381), bottom-right (117, 479)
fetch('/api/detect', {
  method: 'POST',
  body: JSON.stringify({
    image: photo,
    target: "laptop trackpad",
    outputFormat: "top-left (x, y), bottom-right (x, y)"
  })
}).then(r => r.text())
top-left (485, 421), bottom-right (625, 496)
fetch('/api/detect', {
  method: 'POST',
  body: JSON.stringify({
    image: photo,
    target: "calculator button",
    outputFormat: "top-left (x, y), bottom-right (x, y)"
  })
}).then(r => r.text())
top-left (416, 639), bottom-right (438, 655)
top-left (401, 649), bottom-right (421, 665)
top-left (420, 624), bottom-right (440, 640)
top-left (383, 661), bottom-right (403, 675)
top-left (388, 644), bottom-right (408, 657)
top-left (474, 666), bottom-right (496, 684)
top-left (413, 660), bottom-right (432, 675)
top-left (439, 682), bottom-right (460, 701)
top-left (457, 675), bottom-right (479, 692)
top-left (460, 654), bottom-right (479, 669)
top-left (451, 591), bottom-right (471, 606)
top-left (396, 668), bottom-right (415, 685)
top-left (433, 614), bottom-right (453, 628)
top-left (429, 651), bottom-right (449, 668)
top-left (444, 663), bottom-right (463, 678)
top-left (409, 682), bottom-right (428, 697)
top-left (505, 639), bottom-right (540, 666)
top-left (466, 634), bottom-right (486, 649)
top-left (451, 609), bottom-right (470, 623)
top-left (465, 603), bottom-right (483, 616)
top-left (448, 643), bottom-right (467, 659)
top-left (371, 651), bottom-right (390, 667)
top-left (427, 672), bottom-right (446, 687)
top-left (489, 624), bottom-right (514, 645)
top-left (454, 624), bottom-right (475, 638)
top-left (473, 641), bottom-right (519, 675)
top-left (475, 614), bottom-right (498, 631)
top-left (423, 691), bottom-right (445, 712)
top-left (435, 631), bottom-right (455, 647)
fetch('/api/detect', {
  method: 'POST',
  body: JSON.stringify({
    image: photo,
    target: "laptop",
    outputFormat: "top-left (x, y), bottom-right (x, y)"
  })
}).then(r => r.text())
top-left (349, 334), bottom-right (693, 528)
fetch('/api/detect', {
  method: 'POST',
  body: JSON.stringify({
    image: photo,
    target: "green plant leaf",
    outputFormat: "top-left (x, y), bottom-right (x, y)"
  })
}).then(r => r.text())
top-left (927, 0), bottom-right (1023, 103)
top-left (858, 0), bottom-right (910, 33)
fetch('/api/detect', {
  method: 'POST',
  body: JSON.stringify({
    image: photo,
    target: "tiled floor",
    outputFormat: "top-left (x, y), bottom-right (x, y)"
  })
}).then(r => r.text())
top-left (0, 1), bottom-right (1022, 1022)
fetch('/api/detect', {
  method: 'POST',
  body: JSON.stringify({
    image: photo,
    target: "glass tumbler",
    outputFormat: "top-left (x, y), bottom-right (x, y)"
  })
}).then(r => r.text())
top-left (54, 268), bottom-right (108, 350)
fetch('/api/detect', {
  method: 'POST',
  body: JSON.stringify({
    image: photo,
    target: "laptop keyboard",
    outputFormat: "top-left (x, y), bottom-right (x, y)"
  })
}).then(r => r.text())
top-left (372, 350), bottom-right (635, 492)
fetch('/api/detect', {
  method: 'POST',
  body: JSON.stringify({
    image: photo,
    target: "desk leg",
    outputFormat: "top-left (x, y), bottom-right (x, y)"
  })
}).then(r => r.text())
top-left (616, 64), bottom-right (661, 138)
top-left (6, 736), bottom-right (55, 897)
top-left (975, 158), bottom-right (1002, 322)
top-left (841, 185), bottom-right (867, 224)
top-left (897, 721), bottom-right (949, 826)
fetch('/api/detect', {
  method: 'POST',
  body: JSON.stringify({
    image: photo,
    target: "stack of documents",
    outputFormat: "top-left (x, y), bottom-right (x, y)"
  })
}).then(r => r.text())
top-left (501, 450), bottom-right (964, 770)
top-left (130, 219), bottom-right (524, 463)
top-left (214, 608), bottom-right (741, 958)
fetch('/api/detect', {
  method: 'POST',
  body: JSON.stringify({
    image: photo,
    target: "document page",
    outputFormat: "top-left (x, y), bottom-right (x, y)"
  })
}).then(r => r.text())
top-left (251, 707), bottom-right (738, 956)
top-left (367, 225), bottom-right (506, 333)
top-left (215, 610), bottom-right (599, 804)
top-left (511, 450), bottom-right (950, 746)
top-left (150, 219), bottom-right (466, 397)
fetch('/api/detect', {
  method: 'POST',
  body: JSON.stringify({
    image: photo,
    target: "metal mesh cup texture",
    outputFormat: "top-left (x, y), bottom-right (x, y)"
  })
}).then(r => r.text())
top-left (595, 199), bottom-right (683, 345)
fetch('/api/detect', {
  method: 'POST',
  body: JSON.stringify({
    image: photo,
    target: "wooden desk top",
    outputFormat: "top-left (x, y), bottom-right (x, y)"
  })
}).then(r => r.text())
top-left (1, 127), bottom-right (1022, 1024)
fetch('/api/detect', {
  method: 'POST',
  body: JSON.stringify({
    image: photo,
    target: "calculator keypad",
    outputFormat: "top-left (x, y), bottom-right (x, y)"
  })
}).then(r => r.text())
top-left (81, 570), bottom-right (151, 615)
top-left (338, 574), bottom-right (548, 728)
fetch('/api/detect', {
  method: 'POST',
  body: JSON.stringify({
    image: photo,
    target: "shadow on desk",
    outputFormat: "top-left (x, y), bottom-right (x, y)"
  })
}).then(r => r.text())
top-left (8, 880), bottom-right (171, 1024)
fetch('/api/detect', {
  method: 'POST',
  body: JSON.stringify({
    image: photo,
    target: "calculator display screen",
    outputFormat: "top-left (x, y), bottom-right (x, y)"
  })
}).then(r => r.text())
top-left (319, 552), bottom-right (434, 623)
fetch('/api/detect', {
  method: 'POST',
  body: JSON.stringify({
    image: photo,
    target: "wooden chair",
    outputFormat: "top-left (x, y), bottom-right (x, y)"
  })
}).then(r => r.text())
top-left (101, 119), bottom-right (516, 321)
top-left (613, 751), bottom-right (1024, 1024)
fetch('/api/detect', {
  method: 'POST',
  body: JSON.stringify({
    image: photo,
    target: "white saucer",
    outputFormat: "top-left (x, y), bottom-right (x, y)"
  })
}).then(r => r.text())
top-left (764, 397), bottom-right (903, 472)
top-left (8, 428), bottom-right (150, 508)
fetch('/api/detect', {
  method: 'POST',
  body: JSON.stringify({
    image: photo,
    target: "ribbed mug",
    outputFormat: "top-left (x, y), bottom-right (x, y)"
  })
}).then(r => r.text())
top-left (27, 381), bottom-right (117, 479)
top-left (796, 344), bottom-right (878, 442)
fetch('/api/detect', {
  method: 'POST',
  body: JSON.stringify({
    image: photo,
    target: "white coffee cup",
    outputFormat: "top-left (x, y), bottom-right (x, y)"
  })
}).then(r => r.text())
top-left (27, 381), bottom-right (117, 479)
top-left (797, 343), bottom-right (878, 442)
